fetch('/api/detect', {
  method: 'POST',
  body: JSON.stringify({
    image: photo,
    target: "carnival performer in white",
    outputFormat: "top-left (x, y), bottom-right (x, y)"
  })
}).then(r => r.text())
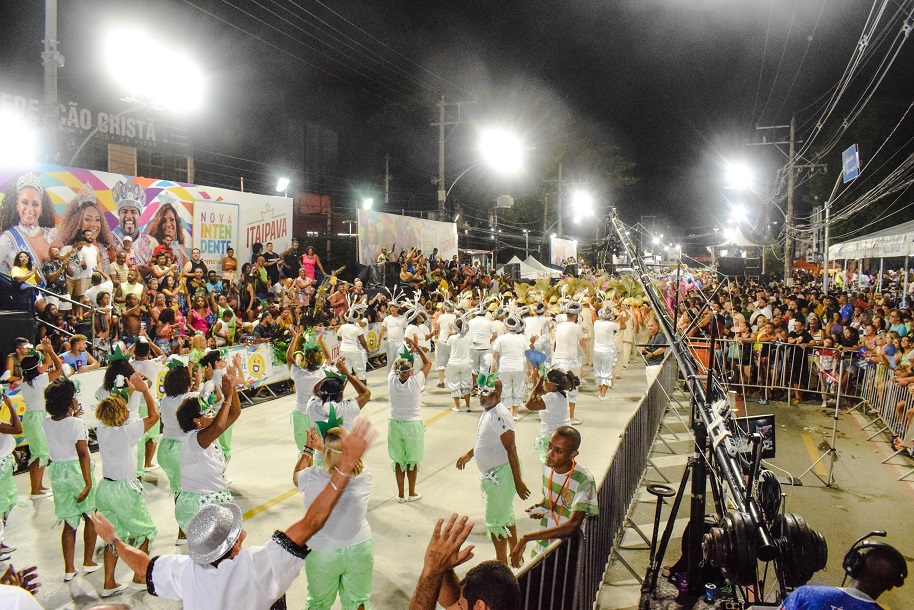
top-left (336, 300), bottom-right (370, 384)
top-left (434, 300), bottom-right (457, 388)
top-left (523, 369), bottom-right (572, 463)
top-left (593, 303), bottom-right (623, 398)
top-left (286, 328), bottom-right (332, 451)
top-left (446, 317), bottom-right (474, 412)
top-left (492, 313), bottom-right (529, 420)
top-left (377, 300), bottom-right (406, 372)
top-left (552, 301), bottom-right (586, 425)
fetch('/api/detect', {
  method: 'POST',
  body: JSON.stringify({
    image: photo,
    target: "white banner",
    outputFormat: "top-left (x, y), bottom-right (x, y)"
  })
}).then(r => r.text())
top-left (549, 236), bottom-right (578, 267)
top-left (193, 200), bottom-right (240, 274)
top-left (357, 210), bottom-right (458, 265)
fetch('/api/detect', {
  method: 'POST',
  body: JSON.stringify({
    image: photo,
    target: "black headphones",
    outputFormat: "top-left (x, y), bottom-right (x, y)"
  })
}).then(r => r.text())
top-left (842, 531), bottom-right (908, 589)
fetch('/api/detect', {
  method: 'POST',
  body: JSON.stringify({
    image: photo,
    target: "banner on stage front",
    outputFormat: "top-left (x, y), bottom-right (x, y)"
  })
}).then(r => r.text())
top-left (549, 236), bottom-right (577, 267)
top-left (357, 210), bottom-right (457, 265)
top-left (193, 200), bottom-right (239, 273)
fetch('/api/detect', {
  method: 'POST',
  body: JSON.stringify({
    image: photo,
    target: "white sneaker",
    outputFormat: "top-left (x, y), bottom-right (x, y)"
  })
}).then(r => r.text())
top-left (570, 418), bottom-right (583, 425)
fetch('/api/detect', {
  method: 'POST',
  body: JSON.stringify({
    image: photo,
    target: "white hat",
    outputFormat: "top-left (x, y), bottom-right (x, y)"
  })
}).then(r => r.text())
top-left (564, 301), bottom-right (582, 316)
top-left (187, 502), bottom-right (244, 565)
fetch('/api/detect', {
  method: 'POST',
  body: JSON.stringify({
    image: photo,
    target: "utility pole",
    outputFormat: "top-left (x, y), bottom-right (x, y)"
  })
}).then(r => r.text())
top-left (437, 96), bottom-right (446, 219)
top-left (385, 153), bottom-right (390, 205)
top-left (783, 115), bottom-right (796, 283)
top-left (557, 163), bottom-right (564, 236)
top-left (431, 97), bottom-right (475, 221)
top-left (42, 0), bottom-right (64, 163)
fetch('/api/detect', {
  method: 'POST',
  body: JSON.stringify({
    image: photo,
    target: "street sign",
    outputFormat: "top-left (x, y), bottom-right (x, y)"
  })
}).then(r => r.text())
top-left (842, 144), bottom-right (860, 183)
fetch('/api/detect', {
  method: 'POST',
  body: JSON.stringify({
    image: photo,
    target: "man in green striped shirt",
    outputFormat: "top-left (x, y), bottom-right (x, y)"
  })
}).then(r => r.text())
top-left (509, 425), bottom-right (598, 567)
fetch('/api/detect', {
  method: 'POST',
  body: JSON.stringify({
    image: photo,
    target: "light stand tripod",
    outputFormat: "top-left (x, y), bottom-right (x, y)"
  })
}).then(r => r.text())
top-left (798, 357), bottom-right (852, 487)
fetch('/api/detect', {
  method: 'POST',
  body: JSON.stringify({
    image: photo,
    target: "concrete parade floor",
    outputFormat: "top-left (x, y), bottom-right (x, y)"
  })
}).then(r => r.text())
top-left (599, 393), bottom-right (914, 610)
top-left (3, 356), bottom-right (650, 609)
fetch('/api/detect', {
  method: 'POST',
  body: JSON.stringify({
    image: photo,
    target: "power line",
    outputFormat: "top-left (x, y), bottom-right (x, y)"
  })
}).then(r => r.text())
top-left (772, 0), bottom-right (829, 122)
top-left (756, 0), bottom-right (799, 126)
top-left (747, 0), bottom-right (775, 136)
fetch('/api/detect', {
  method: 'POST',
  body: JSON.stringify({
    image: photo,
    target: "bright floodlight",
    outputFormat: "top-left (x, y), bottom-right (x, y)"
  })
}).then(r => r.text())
top-left (725, 163), bottom-right (753, 190)
top-left (0, 112), bottom-right (38, 168)
top-left (104, 29), bottom-right (204, 112)
top-left (724, 228), bottom-right (737, 243)
top-left (652, 236), bottom-right (660, 245)
top-left (570, 190), bottom-right (594, 219)
top-left (276, 177), bottom-right (290, 193)
top-left (730, 204), bottom-right (748, 223)
top-left (479, 128), bottom-right (523, 174)
top-left (550, 233), bottom-right (557, 238)
top-left (362, 197), bottom-right (374, 210)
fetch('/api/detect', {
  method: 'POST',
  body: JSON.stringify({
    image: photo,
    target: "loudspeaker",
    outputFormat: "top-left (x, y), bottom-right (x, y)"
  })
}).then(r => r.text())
top-left (385, 262), bottom-right (400, 290)
top-left (717, 257), bottom-right (747, 277)
top-left (0, 311), bottom-right (36, 359)
top-left (367, 263), bottom-right (386, 288)
top-left (504, 263), bottom-right (520, 283)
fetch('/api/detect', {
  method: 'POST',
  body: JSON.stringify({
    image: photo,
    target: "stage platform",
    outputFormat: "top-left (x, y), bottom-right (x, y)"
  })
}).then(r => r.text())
top-left (6, 356), bottom-right (650, 609)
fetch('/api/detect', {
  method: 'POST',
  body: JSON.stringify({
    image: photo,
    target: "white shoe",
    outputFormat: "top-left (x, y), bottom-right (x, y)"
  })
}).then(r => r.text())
top-left (101, 584), bottom-right (127, 598)
top-left (144, 464), bottom-right (160, 472)
top-left (64, 572), bottom-right (77, 582)
top-left (397, 496), bottom-right (407, 504)
top-left (570, 418), bottom-right (583, 425)
top-left (127, 581), bottom-right (147, 591)
top-left (82, 564), bottom-right (101, 574)
top-left (407, 493), bottom-right (422, 502)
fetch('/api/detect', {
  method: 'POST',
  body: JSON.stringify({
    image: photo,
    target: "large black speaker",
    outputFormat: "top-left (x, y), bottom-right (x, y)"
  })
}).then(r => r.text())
top-left (0, 311), bottom-right (36, 359)
top-left (385, 262), bottom-right (400, 290)
top-left (717, 257), bottom-right (747, 277)
top-left (367, 263), bottom-right (386, 288)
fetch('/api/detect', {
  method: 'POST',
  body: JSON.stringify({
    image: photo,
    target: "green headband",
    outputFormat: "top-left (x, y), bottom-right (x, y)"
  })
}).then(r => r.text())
top-left (315, 403), bottom-right (345, 439)
top-left (324, 369), bottom-right (346, 383)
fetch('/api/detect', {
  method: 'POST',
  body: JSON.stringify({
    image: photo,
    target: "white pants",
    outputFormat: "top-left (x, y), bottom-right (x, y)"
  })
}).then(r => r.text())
top-left (593, 348), bottom-right (617, 387)
top-left (340, 348), bottom-right (367, 381)
top-left (646, 364), bottom-right (662, 388)
top-left (447, 363), bottom-right (473, 397)
top-left (436, 342), bottom-right (451, 371)
top-left (387, 340), bottom-right (404, 370)
top-left (470, 348), bottom-right (490, 375)
top-left (499, 370), bottom-right (526, 408)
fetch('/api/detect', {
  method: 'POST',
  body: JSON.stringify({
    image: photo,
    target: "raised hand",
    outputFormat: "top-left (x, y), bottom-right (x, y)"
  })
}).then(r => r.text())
top-left (339, 417), bottom-right (377, 466)
top-left (421, 514), bottom-right (475, 576)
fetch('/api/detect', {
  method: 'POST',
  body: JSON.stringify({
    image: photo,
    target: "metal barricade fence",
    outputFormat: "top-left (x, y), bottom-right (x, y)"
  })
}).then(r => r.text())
top-left (515, 355), bottom-right (678, 610)
top-left (689, 338), bottom-right (871, 405)
top-left (856, 363), bottom-right (913, 443)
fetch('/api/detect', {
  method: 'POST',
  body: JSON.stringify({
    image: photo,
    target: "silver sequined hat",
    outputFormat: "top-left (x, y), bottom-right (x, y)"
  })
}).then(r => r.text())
top-left (187, 502), bottom-right (244, 565)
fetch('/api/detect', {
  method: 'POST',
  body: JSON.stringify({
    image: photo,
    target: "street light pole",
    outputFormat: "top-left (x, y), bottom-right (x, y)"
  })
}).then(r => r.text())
top-left (524, 229), bottom-right (529, 258)
top-left (557, 163), bottom-right (564, 236)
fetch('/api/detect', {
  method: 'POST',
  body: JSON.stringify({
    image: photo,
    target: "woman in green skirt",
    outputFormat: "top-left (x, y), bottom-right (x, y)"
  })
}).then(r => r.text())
top-left (0, 390), bottom-right (23, 556)
top-left (287, 328), bottom-right (331, 450)
top-left (130, 336), bottom-right (166, 472)
top-left (94, 372), bottom-right (160, 596)
top-left (42, 377), bottom-right (99, 581)
top-left (18, 337), bottom-right (62, 498)
top-left (174, 367), bottom-right (240, 531)
top-left (157, 362), bottom-right (198, 544)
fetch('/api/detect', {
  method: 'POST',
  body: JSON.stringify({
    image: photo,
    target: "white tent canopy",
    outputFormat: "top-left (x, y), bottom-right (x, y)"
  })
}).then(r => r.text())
top-left (524, 256), bottom-right (560, 276)
top-left (497, 255), bottom-right (560, 279)
top-left (828, 218), bottom-right (914, 259)
top-left (713, 226), bottom-right (761, 249)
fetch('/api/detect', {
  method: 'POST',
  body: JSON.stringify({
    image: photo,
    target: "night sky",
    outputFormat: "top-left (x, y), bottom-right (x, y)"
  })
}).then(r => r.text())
top-left (2, 0), bottom-right (912, 244)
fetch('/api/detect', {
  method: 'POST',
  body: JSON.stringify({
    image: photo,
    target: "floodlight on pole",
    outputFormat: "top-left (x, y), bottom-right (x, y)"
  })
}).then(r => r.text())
top-left (362, 197), bottom-right (374, 210)
top-left (276, 178), bottom-right (290, 196)
top-left (570, 190), bottom-right (594, 224)
top-left (0, 112), bottom-right (38, 168)
top-left (652, 236), bottom-right (661, 245)
top-left (104, 29), bottom-right (204, 113)
top-left (725, 163), bottom-right (754, 191)
top-left (730, 204), bottom-right (748, 224)
top-left (478, 128), bottom-right (523, 174)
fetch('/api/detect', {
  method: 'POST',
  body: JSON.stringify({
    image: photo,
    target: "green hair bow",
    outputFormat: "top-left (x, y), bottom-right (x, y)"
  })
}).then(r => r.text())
top-left (108, 345), bottom-right (130, 363)
top-left (476, 373), bottom-right (498, 389)
top-left (165, 358), bottom-right (185, 370)
top-left (398, 345), bottom-right (414, 364)
top-left (315, 403), bottom-right (345, 439)
top-left (324, 369), bottom-right (347, 383)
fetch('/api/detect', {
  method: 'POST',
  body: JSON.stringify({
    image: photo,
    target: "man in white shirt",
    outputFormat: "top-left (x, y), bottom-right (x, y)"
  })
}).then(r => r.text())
top-left (467, 311), bottom-right (495, 390)
top-left (434, 301), bottom-right (457, 388)
top-left (525, 302), bottom-right (552, 385)
top-left (336, 305), bottom-right (370, 383)
top-left (492, 314), bottom-right (528, 420)
top-left (456, 377), bottom-right (530, 565)
top-left (388, 337), bottom-right (432, 502)
top-left (592, 304), bottom-right (623, 398)
top-left (553, 302), bottom-right (586, 425)
top-left (378, 302), bottom-right (406, 371)
top-left (90, 418), bottom-right (378, 610)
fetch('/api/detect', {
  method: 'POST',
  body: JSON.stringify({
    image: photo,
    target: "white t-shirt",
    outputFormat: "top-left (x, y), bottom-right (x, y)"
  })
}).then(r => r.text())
top-left (446, 334), bottom-right (472, 366)
top-left (298, 468), bottom-right (372, 551)
top-left (524, 315), bottom-right (546, 339)
top-left (387, 370), bottom-right (425, 421)
top-left (180, 429), bottom-right (227, 494)
top-left (593, 320), bottom-right (621, 352)
top-left (491, 319), bottom-right (506, 338)
top-left (82, 244), bottom-right (100, 273)
top-left (97, 419), bottom-right (145, 480)
top-left (404, 324), bottom-right (424, 348)
top-left (161, 392), bottom-right (194, 440)
top-left (492, 333), bottom-right (528, 372)
top-left (336, 324), bottom-right (365, 352)
top-left (437, 313), bottom-right (456, 341)
top-left (0, 586), bottom-right (43, 610)
top-left (291, 366), bottom-right (327, 414)
top-left (305, 397), bottom-right (361, 432)
top-left (382, 315), bottom-right (406, 342)
top-left (43, 416), bottom-right (88, 462)
top-left (20, 373), bottom-right (49, 412)
top-left (539, 392), bottom-right (571, 437)
top-left (417, 323), bottom-right (432, 349)
top-left (148, 534), bottom-right (307, 610)
top-left (468, 316), bottom-right (494, 349)
top-left (96, 386), bottom-right (143, 420)
top-left (132, 357), bottom-right (164, 387)
top-left (85, 279), bottom-right (115, 308)
top-left (474, 403), bottom-right (514, 473)
top-left (554, 321), bottom-right (584, 360)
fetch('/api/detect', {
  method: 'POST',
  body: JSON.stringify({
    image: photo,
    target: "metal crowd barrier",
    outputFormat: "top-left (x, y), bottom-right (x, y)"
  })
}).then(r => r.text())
top-left (856, 363), bottom-right (913, 446)
top-left (515, 355), bottom-right (678, 610)
top-left (687, 338), bottom-right (871, 405)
